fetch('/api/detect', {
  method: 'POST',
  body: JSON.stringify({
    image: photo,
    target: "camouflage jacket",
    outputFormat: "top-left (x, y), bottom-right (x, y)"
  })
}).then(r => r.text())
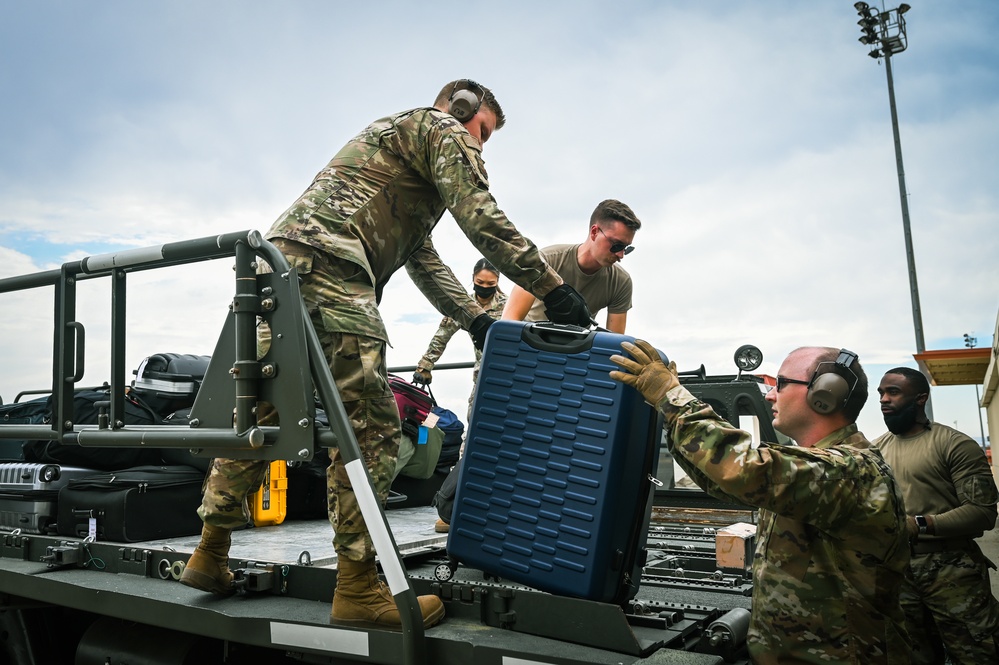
top-left (266, 108), bottom-right (560, 338)
top-left (658, 385), bottom-right (912, 664)
top-left (417, 290), bottom-right (507, 371)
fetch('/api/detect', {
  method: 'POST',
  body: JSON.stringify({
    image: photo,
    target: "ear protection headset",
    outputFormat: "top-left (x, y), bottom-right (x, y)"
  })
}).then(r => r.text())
top-left (447, 79), bottom-right (484, 122)
top-left (807, 348), bottom-right (860, 414)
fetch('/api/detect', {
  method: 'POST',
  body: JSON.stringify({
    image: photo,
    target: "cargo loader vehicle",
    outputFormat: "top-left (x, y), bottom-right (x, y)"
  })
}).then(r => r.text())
top-left (0, 230), bottom-right (776, 665)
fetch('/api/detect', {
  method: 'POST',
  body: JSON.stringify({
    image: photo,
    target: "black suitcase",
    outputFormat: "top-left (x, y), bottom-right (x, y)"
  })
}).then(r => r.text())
top-left (132, 353), bottom-right (212, 418)
top-left (57, 465), bottom-right (205, 542)
top-left (286, 452), bottom-right (331, 521)
top-left (446, 321), bottom-right (663, 603)
top-left (0, 462), bottom-right (100, 534)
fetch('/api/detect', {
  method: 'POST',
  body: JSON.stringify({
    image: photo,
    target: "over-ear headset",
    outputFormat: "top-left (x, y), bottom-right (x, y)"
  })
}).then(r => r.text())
top-left (448, 79), bottom-right (484, 122)
top-left (806, 349), bottom-right (860, 414)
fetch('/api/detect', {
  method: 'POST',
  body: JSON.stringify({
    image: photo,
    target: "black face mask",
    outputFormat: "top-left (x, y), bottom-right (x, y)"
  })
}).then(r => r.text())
top-left (883, 398), bottom-right (922, 435)
top-left (473, 284), bottom-right (497, 299)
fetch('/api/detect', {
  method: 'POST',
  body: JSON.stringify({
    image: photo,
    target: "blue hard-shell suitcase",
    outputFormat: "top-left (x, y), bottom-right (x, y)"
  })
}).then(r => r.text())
top-left (446, 321), bottom-right (662, 603)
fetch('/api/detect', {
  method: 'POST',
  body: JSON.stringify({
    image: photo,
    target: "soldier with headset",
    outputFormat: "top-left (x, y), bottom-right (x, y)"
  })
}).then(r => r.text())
top-left (179, 79), bottom-right (592, 630)
top-left (609, 343), bottom-right (913, 663)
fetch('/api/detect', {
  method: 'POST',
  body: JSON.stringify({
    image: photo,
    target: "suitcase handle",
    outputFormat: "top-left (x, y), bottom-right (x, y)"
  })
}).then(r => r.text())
top-left (521, 322), bottom-right (596, 353)
top-left (67, 321), bottom-right (86, 383)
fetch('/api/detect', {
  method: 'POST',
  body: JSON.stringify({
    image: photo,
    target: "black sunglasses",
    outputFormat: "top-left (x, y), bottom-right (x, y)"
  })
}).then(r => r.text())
top-left (596, 227), bottom-right (635, 255)
top-left (775, 375), bottom-right (812, 392)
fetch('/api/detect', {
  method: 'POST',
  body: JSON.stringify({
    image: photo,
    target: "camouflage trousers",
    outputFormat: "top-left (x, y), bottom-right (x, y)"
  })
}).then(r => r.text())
top-left (901, 545), bottom-right (999, 665)
top-left (197, 239), bottom-right (401, 563)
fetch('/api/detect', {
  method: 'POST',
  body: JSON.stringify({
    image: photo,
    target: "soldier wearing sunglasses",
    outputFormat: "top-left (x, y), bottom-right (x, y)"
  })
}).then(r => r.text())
top-left (609, 343), bottom-right (912, 663)
top-left (502, 199), bottom-right (640, 333)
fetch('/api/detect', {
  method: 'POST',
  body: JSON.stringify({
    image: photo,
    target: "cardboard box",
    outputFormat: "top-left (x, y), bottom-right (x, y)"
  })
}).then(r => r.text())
top-left (715, 522), bottom-right (757, 572)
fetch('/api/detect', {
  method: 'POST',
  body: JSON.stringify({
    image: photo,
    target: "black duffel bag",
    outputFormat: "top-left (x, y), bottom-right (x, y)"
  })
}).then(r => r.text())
top-left (21, 388), bottom-right (164, 470)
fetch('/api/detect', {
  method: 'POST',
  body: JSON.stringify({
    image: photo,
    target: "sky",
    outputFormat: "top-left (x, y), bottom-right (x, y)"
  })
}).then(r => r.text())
top-left (0, 0), bottom-right (996, 446)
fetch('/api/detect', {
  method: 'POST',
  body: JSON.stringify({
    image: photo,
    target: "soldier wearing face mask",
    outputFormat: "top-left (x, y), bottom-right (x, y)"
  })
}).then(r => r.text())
top-left (873, 366), bottom-right (999, 664)
top-left (413, 257), bottom-right (505, 406)
top-left (413, 258), bottom-right (505, 533)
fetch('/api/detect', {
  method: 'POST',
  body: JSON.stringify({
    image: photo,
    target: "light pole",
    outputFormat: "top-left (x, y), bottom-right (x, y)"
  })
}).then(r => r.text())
top-left (854, 3), bottom-right (932, 417)
top-left (964, 333), bottom-right (988, 447)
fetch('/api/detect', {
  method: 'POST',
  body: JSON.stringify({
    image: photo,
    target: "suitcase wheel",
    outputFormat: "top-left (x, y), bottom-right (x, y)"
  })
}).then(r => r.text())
top-left (434, 561), bottom-right (456, 582)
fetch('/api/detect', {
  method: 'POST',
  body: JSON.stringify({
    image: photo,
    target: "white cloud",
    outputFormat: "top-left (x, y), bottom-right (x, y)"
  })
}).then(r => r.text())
top-left (0, 0), bottom-right (995, 446)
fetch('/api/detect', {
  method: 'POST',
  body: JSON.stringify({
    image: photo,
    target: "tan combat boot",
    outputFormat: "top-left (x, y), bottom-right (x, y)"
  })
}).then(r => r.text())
top-left (330, 558), bottom-right (445, 629)
top-left (179, 524), bottom-right (235, 596)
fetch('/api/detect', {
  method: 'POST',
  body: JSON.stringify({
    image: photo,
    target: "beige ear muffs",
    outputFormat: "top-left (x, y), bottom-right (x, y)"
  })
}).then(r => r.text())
top-left (808, 372), bottom-right (850, 414)
top-left (448, 80), bottom-right (484, 122)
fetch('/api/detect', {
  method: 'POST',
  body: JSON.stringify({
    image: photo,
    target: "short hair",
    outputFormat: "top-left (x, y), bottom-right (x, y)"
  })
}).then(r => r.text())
top-left (434, 80), bottom-right (506, 130)
top-left (810, 347), bottom-right (869, 422)
top-left (884, 366), bottom-right (931, 394)
top-left (590, 199), bottom-right (642, 231)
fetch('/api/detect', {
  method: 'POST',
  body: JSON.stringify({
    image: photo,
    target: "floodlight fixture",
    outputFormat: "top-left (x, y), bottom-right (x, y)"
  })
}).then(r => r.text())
top-left (852, 4), bottom-right (930, 415)
top-left (734, 345), bottom-right (763, 373)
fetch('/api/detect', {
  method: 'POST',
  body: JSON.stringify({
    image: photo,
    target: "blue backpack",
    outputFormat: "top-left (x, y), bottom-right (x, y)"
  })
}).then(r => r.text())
top-left (432, 406), bottom-right (464, 473)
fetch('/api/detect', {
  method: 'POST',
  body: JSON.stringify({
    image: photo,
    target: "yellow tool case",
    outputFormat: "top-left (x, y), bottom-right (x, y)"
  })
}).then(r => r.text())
top-left (250, 460), bottom-right (288, 526)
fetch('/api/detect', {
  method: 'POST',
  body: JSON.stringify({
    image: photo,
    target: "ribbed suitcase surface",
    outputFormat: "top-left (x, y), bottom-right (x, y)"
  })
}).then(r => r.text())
top-left (0, 462), bottom-right (99, 533)
top-left (448, 321), bottom-right (661, 603)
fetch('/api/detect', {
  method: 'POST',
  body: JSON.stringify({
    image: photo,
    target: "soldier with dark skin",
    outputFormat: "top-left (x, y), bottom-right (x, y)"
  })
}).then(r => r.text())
top-left (610, 342), bottom-right (912, 664)
top-left (179, 80), bottom-right (591, 629)
top-left (873, 367), bottom-right (999, 664)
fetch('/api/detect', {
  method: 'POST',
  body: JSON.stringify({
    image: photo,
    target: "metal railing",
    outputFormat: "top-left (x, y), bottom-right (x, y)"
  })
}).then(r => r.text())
top-left (0, 229), bottom-right (428, 663)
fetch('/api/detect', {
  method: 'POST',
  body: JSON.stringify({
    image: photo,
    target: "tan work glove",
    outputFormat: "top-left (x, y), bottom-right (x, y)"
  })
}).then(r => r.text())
top-left (609, 339), bottom-right (679, 407)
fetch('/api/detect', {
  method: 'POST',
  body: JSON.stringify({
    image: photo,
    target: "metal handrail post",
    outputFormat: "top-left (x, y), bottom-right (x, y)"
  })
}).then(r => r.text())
top-left (258, 240), bottom-right (427, 664)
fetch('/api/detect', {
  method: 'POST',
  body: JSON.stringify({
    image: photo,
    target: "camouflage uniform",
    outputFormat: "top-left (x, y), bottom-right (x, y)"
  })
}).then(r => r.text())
top-left (657, 385), bottom-right (911, 664)
top-left (901, 549), bottom-right (999, 664)
top-left (417, 289), bottom-right (507, 419)
top-left (874, 423), bottom-right (999, 664)
top-left (198, 108), bottom-right (561, 563)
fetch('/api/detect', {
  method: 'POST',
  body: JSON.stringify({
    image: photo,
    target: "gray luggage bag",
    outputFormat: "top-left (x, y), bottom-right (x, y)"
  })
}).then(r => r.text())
top-left (0, 462), bottom-right (98, 534)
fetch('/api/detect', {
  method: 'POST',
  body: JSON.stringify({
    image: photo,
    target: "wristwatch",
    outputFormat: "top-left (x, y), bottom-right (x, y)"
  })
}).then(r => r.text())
top-left (914, 515), bottom-right (929, 535)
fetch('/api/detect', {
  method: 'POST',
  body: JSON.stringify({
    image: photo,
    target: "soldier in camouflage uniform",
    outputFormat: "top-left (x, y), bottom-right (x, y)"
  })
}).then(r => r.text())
top-left (413, 258), bottom-right (506, 415)
top-left (180, 79), bottom-right (592, 630)
top-left (412, 258), bottom-right (506, 533)
top-left (610, 342), bottom-right (912, 664)
top-left (874, 367), bottom-right (999, 664)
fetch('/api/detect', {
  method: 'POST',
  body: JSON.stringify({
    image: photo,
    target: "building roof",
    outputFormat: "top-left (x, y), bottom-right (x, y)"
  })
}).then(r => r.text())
top-left (914, 347), bottom-right (991, 386)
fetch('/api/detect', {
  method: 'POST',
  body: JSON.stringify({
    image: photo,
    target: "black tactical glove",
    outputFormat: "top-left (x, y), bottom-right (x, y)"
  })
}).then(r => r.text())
top-left (468, 313), bottom-right (495, 352)
top-left (412, 368), bottom-right (432, 386)
top-left (542, 284), bottom-right (594, 327)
